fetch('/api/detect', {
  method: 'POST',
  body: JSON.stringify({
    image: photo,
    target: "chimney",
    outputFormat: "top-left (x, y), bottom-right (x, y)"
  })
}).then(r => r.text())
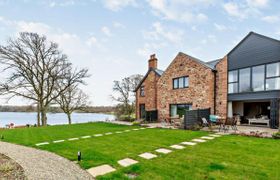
top-left (148, 54), bottom-right (158, 69)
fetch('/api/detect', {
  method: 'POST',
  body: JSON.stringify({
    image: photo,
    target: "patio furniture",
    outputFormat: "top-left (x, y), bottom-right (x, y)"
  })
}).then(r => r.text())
top-left (223, 117), bottom-right (238, 132)
top-left (209, 115), bottom-right (218, 123)
top-left (201, 117), bottom-right (211, 127)
top-left (248, 116), bottom-right (270, 127)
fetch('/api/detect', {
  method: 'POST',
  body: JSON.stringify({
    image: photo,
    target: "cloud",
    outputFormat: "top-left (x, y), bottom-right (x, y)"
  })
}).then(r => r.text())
top-left (146, 0), bottom-right (212, 24)
top-left (101, 26), bottom-right (112, 37)
top-left (200, 34), bottom-right (217, 45)
top-left (214, 23), bottom-right (228, 31)
top-left (102, 0), bottom-right (136, 11)
top-left (113, 21), bottom-right (126, 29)
top-left (137, 42), bottom-right (167, 57)
top-left (246, 0), bottom-right (269, 8)
top-left (261, 15), bottom-right (279, 23)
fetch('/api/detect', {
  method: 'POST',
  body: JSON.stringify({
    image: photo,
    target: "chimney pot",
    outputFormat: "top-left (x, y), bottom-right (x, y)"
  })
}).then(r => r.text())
top-left (148, 54), bottom-right (158, 69)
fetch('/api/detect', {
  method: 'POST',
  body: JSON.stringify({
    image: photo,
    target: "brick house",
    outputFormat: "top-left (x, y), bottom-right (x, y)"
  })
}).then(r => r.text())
top-left (135, 32), bottom-right (280, 128)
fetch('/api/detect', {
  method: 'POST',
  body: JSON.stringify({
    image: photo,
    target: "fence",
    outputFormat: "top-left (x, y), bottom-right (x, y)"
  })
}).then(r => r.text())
top-left (184, 108), bottom-right (210, 129)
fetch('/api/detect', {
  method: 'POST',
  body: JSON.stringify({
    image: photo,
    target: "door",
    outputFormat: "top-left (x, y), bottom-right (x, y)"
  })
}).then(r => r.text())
top-left (139, 104), bottom-right (146, 119)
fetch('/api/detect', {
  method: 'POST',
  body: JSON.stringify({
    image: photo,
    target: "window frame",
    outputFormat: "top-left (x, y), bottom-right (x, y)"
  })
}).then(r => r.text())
top-left (228, 70), bottom-right (238, 94)
top-left (140, 86), bottom-right (145, 97)
top-left (169, 104), bottom-right (192, 118)
top-left (173, 76), bottom-right (189, 89)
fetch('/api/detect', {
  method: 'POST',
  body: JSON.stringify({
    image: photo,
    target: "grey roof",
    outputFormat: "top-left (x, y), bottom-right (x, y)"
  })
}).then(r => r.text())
top-left (205, 59), bottom-right (222, 69)
top-left (154, 69), bottom-right (164, 76)
top-left (134, 68), bottom-right (164, 92)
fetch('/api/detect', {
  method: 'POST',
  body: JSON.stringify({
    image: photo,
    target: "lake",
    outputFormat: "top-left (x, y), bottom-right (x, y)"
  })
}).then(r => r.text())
top-left (0, 112), bottom-right (116, 127)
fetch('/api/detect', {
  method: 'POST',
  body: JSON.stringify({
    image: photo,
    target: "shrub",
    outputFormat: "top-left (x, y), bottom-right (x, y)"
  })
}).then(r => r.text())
top-left (272, 132), bottom-right (280, 139)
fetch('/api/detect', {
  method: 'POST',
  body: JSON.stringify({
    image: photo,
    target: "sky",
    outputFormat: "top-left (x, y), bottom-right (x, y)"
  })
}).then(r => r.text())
top-left (0, 0), bottom-right (280, 106)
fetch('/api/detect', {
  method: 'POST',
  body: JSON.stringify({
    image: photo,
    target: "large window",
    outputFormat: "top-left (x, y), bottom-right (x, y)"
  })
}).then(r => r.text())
top-left (252, 65), bottom-right (265, 91)
top-left (228, 70), bottom-right (238, 94)
top-left (173, 76), bottom-right (189, 89)
top-left (239, 68), bottom-right (251, 92)
top-left (170, 104), bottom-right (192, 118)
top-left (228, 62), bottom-right (280, 94)
top-left (266, 62), bottom-right (280, 90)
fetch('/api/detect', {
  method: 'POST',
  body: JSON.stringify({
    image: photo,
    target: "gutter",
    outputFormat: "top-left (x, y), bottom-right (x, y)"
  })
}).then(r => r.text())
top-left (213, 70), bottom-right (217, 115)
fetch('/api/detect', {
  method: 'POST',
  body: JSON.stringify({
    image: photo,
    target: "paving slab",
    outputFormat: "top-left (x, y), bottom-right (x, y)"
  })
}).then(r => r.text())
top-left (115, 131), bottom-right (123, 134)
top-left (87, 164), bottom-right (116, 177)
top-left (192, 139), bottom-right (206, 143)
top-left (201, 136), bottom-right (215, 140)
top-left (117, 158), bottom-right (138, 167)
top-left (132, 129), bottom-right (139, 131)
top-left (53, 140), bottom-right (65, 143)
top-left (105, 132), bottom-right (113, 135)
top-left (94, 134), bottom-right (103, 137)
top-left (124, 130), bottom-right (131, 132)
top-left (138, 152), bottom-right (157, 159)
top-left (170, 145), bottom-right (185, 149)
top-left (81, 136), bottom-right (91, 139)
top-left (181, 142), bottom-right (197, 146)
top-left (68, 138), bottom-right (79, 141)
top-left (140, 128), bottom-right (146, 130)
top-left (155, 148), bottom-right (172, 154)
top-left (209, 134), bottom-right (221, 137)
top-left (36, 142), bottom-right (49, 146)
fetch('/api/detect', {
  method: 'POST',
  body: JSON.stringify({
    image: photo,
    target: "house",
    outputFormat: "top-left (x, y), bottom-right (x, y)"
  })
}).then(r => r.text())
top-left (135, 32), bottom-right (280, 129)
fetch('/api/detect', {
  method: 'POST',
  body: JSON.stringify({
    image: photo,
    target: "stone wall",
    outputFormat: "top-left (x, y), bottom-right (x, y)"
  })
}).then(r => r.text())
top-left (156, 52), bottom-right (215, 121)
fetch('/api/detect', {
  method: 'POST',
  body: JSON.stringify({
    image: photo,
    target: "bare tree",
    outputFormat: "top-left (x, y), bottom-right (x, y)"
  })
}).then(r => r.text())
top-left (0, 32), bottom-right (89, 126)
top-left (111, 74), bottom-right (143, 117)
top-left (56, 85), bottom-right (89, 124)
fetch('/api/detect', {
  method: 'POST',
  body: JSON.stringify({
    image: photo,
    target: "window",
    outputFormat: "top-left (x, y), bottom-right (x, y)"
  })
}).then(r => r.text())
top-left (239, 68), bottom-right (251, 92)
top-left (266, 78), bottom-right (280, 90)
top-left (140, 86), bottom-right (145, 97)
top-left (173, 76), bottom-right (189, 89)
top-left (228, 70), bottom-right (238, 94)
top-left (170, 104), bottom-right (192, 118)
top-left (266, 62), bottom-right (280, 90)
top-left (252, 65), bottom-right (265, 91)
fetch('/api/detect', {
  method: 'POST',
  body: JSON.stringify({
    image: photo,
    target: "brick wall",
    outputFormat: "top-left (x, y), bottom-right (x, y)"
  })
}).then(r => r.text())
top-left (215, 56), bottom-right (228, 118)
top-left (136, 70), bottom-right (160, 119)
top-left (157, 53), bottom-right (215, 121)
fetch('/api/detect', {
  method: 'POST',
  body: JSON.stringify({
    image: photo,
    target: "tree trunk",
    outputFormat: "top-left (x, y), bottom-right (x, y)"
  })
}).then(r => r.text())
top-left (41, 109), bottom-right (47, 126)
top-left (67, 113), bottom-right (72, 124)
top-left (37, 103), bottom-right (41, 127)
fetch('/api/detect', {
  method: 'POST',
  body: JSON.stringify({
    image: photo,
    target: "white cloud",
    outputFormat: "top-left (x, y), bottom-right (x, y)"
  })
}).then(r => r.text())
top-left (201, 34), bottom-right (217, 45)
top-left (86, 36), bottom-right (98, 46)
top-left (214, 23), bottom-right (227, 31)
top-left (102, 0), bottom-right (136, 11)
top-left (137, 42), bottom-right (167, 57)
top-left (261, 15), bottom-right (279, 23)
top-left (246, 0), bottom-right (269, 8)
top-left (101, 26), bottom-right (112, 37)
top-left (147, 0), bottom-right (212, 24)
top-left (113, 21), bottom-right (126, 29)
top-left (223, 2), bottom-right (246, 19)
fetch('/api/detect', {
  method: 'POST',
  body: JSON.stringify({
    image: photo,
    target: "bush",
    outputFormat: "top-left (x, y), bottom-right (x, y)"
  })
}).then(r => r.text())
top-left (272, 132), bottom-right (280, 139)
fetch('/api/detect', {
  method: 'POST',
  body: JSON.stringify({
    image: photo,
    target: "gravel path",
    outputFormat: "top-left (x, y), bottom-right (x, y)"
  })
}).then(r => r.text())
top-left (0, 141), bottom-right (93, 180)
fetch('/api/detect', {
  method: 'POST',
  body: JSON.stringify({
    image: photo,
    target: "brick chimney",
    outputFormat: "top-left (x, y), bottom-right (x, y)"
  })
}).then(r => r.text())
top-left (148, 54), bottom-right (158, 69)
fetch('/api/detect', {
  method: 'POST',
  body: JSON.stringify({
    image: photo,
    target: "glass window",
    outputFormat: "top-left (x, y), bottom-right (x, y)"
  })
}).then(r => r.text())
top-left (229, 70), bottom-right (238, 83)
top-left (252, 65), bottom-right (265, 91)
top-left (170, 104), bottom-right (192, 118)
top-left (184, 77), bottom-right (189, 87)
top-left (239, 68), bottom-right (251, 92)
top-left (179, 78), bottom-right (184, 88)
top-left (228, 83), bottom-right (238, 94)
top-left (173, 79), bottom-right (178, 89)
top-left (266, 62), bottom-right (280, 78)
top-left (140, 86), bottom-right (145, 96)
top-left (266, 77), bottom-right (280, 90)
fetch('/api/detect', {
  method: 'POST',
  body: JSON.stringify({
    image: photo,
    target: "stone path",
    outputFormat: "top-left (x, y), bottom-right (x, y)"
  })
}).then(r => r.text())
top-left (118, 158), bottom-right (138, 167)
top-left (87, 164), bottom-right (116, 178)
top-left (0, 141), bottom-right (93, 180)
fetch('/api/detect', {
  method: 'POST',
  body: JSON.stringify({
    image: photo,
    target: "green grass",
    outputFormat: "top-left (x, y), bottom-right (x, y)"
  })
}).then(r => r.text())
top-left (1, 122), bottom-right (280, 179)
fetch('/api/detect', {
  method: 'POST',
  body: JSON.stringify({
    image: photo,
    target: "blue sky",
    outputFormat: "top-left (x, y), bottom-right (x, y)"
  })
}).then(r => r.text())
top-left (0, 0), bottom-right (280, 106)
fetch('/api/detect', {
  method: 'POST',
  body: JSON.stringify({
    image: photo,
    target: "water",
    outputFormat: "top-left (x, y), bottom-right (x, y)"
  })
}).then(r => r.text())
top-left (0, 112), bottom-right (116, 127)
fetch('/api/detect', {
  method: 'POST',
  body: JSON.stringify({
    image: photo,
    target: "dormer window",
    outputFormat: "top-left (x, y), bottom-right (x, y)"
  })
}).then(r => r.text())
top-left (173, 76), bottom-right (189, 89)
top-left (140, 86), bottom-right (145, 97)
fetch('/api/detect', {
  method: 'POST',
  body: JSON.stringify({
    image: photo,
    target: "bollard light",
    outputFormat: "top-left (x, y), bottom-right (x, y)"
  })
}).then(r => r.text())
top-left (78, 151), bottom-right (82, 161)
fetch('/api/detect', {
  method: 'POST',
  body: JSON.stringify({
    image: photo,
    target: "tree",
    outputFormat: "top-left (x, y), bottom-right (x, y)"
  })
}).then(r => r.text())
top-left (111, 74), bottom-right (143, 119)
top-left (55, 85), bottom-right (89, 124)
top-left (0, 32), bottom-right (89, 126)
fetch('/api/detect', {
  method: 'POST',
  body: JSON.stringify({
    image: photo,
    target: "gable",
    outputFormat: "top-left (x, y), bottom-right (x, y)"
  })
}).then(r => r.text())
top-left (134, 68), bottom-right (163, 92)
top-left (228, 32), bottom-right (280, 70)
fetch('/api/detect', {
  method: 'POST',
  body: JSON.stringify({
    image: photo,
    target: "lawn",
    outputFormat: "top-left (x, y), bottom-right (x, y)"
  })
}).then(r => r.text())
top-left (0, 122), bottom-right (279, 179)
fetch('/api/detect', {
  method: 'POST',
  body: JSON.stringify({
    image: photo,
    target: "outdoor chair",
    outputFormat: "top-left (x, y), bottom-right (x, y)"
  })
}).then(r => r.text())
top-left (201, 117), bottom-right (211, 127)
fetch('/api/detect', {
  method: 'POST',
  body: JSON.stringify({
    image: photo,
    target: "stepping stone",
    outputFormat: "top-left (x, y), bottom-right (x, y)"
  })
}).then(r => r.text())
top-left (201, 136), bottom-right (214, 140)
top-left (147, 126), bottom-right (155, 129)
top-left (81, 136), bottom-right (91, 139)
top-left (139, 152), bottom-right (157, 159)
top-left (170, 145), bottom-right (185, 150)
top-left (87, 164), bottom-right (116, 177)
top-left (36, 142), bottom-right (49, 146)
top-left (209, 134), bottom-right (221, 137)
top-left (132, 129), bottom-right (139, 131)
top-left (117, 158), bottom-right (138, 167)
top-left (115, 131), bottom-right (123, 134)
top-left (192, 139), bottom-right (206, 143)
top-left (105, 132), bottom-right (113, 135)
top-left (53, 140), bottom-right (65, 143)
top-left (140, 128), bottom-right (146, 130)
top-left (155, 148), bottom-right (172, 154)
top-left (94, 134), bottom-right (103, 137)
top-left (124, 130), bottom-right (131, 132)
top-left (68, 138), bottom-right (79, 141)
top-left (181, 142), bottom-right (197, 146)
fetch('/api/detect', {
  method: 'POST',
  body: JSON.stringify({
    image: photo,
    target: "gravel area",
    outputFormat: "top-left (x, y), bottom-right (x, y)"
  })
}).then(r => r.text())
top-left (0, 153), bottom-right (26, 179)
top-left (0, 141), bottom-right (94, 180)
